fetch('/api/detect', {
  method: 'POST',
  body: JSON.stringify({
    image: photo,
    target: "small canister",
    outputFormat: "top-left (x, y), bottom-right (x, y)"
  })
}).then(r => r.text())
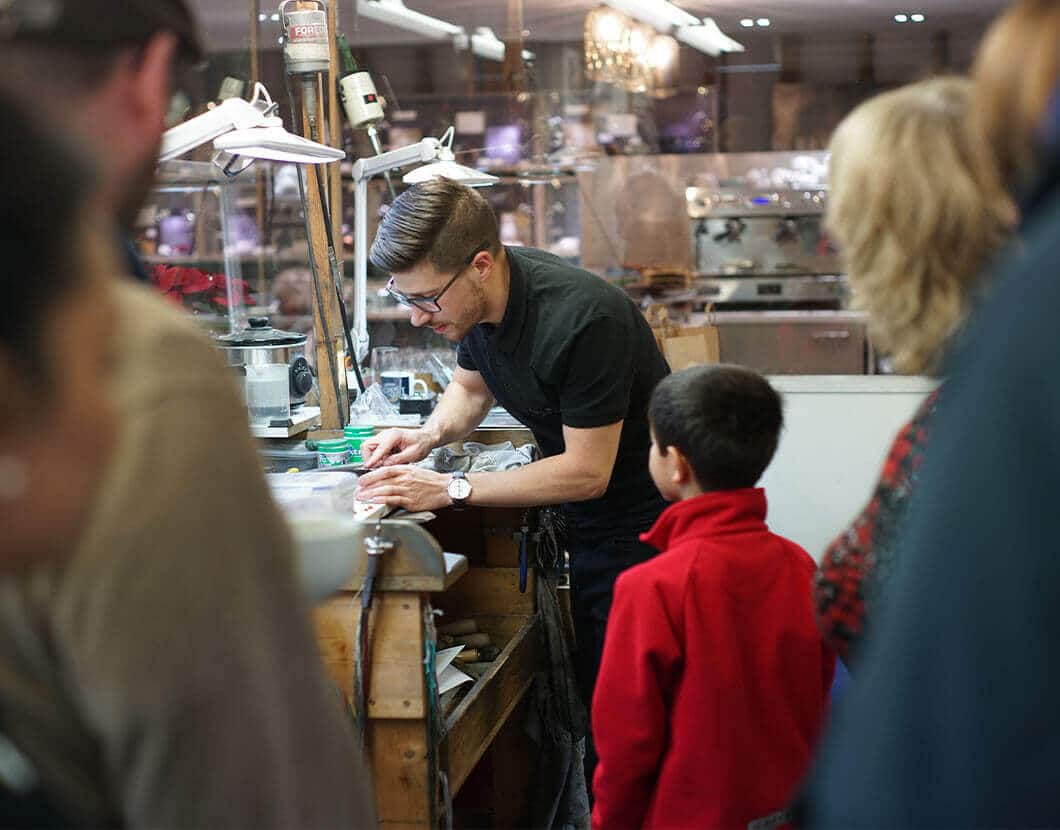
top-left (343, 425), bottom-right (375, 463)
top-left (317, 438), bottom-right (350, 468)
top-left (281, 1), bottom-right (330, 74)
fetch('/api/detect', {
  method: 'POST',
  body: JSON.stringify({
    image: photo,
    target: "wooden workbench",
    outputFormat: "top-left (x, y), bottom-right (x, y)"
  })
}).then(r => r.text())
top-left (312, 506), bottom-right (540, 828)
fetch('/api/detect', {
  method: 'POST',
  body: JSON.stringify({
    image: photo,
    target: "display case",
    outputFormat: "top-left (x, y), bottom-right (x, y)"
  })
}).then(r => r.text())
top-left (135, 159), bottom-right (321, 339)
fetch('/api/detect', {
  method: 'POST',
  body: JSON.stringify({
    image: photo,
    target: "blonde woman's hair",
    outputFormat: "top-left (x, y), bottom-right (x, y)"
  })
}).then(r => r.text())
top-left (827, 77), bottom-right (1013, 375)
top-left (973, 0), bottom-right (1060, 194)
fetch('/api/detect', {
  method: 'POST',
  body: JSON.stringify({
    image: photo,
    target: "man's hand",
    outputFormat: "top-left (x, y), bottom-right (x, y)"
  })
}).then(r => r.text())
top-left (356, 466), bottom-right (454, 512)
top-left (360, 428), bottom-right (435, 468)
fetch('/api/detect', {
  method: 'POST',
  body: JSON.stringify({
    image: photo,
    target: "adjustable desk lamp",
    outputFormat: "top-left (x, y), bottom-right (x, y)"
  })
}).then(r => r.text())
top-left (350, 127), bottom-right (497, 361)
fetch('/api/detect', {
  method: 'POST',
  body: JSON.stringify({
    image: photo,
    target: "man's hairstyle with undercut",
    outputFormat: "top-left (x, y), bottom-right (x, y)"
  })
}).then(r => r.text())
top-left (370, 178), bottom-right (500, 274)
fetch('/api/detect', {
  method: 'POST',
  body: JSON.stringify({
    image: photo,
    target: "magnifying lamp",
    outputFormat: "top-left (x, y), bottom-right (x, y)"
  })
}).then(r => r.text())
top-left (351, 127), bottom-right (498, 361)
top-left (159, 83), bottom-right (344, 169)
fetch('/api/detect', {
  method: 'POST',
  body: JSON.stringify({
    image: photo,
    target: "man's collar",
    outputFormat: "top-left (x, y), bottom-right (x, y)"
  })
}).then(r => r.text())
top-left (492, 247), bottom-right (528, 354)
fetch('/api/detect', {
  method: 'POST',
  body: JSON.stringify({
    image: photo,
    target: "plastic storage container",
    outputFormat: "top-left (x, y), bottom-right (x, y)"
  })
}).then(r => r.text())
top-left (245, 363), bottom-right (291, 426)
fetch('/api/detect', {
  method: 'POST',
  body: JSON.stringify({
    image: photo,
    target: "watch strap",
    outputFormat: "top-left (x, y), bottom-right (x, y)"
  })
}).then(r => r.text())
top-left (449, 470), bottom-right (469, 509)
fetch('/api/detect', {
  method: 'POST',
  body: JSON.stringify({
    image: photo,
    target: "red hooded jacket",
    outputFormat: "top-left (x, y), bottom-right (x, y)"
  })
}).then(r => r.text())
top-left (591, 489), bottom-right (835, 829)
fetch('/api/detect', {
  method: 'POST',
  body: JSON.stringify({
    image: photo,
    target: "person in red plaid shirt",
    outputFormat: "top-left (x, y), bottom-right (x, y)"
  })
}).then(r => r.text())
top-left (813, 77), bottom-right (1014, 665)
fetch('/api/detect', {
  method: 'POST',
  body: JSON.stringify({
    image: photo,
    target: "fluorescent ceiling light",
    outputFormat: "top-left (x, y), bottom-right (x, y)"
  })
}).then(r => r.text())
top-left (740, 18), bottom-right (755, 27)
top-left (455, 27), bottom-right (535, 62)
top-left (676, 18), bottom-right (745, 56)
top-left (894, 13), bottom-right (908, 22)
top-left (603, 0), bottom-right (700, 32)
top-left (756, 18), bottom-right (771, 27)
top-left (911, 13), bottom-right (925, 22)
top-left (357, 0), bottom-right (462, 40)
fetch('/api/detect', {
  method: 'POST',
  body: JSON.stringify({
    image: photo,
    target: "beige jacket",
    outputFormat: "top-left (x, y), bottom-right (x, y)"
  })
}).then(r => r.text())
top-left (0, 283), bottom-right (376, 828)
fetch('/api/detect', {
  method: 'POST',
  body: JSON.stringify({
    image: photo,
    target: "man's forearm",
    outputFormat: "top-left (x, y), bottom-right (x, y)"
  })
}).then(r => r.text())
top-left (422, 384), bottom-right (494, 447)
top-left (465, 454), bottom-right (609, 508)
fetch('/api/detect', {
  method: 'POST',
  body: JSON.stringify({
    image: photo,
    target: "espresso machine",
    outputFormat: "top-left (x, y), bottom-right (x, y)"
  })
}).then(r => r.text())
top-left (686, 186), bottom-right (846, 308)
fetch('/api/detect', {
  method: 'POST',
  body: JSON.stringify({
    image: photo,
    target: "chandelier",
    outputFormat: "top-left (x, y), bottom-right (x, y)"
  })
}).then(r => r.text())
top-left (585, 6), bottom-right (679, 94)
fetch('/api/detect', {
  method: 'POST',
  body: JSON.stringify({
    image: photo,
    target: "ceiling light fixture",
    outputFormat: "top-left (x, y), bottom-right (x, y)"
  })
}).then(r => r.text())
top-left (756, 18), bottom-right (771, 27)
top-left (676, 17), bottom-right (745, 56)
top-left (357, 0), bottom-right (462, 40)
top-left (894, 13), bottom-right (908, 22)
top-left (740, 18), bottom-right (755, 27)
top-left (911, 13), bottom-right (925, 22)
top-left (601, 0), bottom-right (743, 55)
top-left (602, 0), bottom-right (700, 32)
top-left (455, 26), bottom-right (535, 62)
top-left (359, 0), bottom-right (534, 62)
top-left (586, 5), bottom-right (742, 91)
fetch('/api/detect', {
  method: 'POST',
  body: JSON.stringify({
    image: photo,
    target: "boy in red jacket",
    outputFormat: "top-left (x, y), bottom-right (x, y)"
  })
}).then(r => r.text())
top-left (592, 365), bottom-right (835, 830)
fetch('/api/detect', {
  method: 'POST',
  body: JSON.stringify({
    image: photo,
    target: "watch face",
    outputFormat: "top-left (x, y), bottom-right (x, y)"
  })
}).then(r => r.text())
top-left (449, 477), bottom-right (472, 501)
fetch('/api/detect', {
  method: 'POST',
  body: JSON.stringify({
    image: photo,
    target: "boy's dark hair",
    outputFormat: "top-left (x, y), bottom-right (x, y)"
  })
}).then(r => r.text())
top-left (370, 178), bottom-right (501, 274)
top-left (649, 364), bottom-right (784, 490)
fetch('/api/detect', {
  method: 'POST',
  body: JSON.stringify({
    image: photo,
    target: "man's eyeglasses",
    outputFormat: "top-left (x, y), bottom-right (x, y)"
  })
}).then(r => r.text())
top-left (386, 242), bottom-right (489, 314)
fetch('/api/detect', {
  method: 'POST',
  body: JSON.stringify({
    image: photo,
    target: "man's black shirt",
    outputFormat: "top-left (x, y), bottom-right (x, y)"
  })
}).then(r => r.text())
top-left (457, 247), bottom-right (669, 525)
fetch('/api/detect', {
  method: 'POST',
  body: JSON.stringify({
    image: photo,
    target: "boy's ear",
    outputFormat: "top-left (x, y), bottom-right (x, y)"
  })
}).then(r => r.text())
top-left (668, 446), bottom-right (695, 487)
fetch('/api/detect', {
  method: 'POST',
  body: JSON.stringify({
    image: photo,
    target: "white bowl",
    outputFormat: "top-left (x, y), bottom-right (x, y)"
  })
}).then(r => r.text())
top-left (286, 512), bottom-right (361, 601)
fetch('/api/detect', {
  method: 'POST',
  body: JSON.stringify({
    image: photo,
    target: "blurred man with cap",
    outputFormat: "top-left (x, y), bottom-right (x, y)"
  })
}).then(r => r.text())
top-left (0, 0), bottom-right (202, 277)
top-left (0, 3), bottom-right (378, 827)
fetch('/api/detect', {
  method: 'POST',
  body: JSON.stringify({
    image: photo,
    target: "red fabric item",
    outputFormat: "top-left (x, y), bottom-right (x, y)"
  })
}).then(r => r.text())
top-left (591, 489), bottom-right (835, 830)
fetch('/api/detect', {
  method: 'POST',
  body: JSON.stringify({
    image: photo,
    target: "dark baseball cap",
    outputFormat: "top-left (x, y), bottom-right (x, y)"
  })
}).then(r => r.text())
top-left (0, 0), bottom-right (204, 62)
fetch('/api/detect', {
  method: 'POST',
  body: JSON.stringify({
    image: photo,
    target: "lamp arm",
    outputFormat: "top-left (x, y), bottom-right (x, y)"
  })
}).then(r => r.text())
top-left (350, 136), bottom-right (443, 361)
top-left (159, 98), bottom-right (273, 162)
top-left (352, 137), bottom-right (441, 180)
top-left (354, 176), bottom-right (370, 361)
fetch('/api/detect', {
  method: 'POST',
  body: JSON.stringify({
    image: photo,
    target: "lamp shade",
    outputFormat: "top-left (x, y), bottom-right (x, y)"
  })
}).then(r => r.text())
top-left (402, 160), bottom-right (498, 187)
top-left (214, 125), bottom-right (345, 163)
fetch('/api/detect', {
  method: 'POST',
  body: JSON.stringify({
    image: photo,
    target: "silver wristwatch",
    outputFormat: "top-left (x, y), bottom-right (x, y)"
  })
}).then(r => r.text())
top-left (447, 471), bottom-right (472, 509)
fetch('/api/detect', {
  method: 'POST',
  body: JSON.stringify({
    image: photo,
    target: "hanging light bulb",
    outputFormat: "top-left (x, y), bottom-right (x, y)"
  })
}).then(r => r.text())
top-left (585, 6), bottom-right (634, 87)
top-left (591, 6), bottom-right (627, 45)
top-left (644, 32), bottom-right (679, 96)
top-left (626, 19), bottom-right (655, 92)
top-left (647, 33), bottom-right (679, 71)
top-left (585, 6), bottom-right (686, 94)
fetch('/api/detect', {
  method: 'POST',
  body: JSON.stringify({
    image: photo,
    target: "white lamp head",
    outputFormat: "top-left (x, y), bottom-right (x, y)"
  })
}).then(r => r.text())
top-left (401, 127), bottom-right (498, 187)
top-left (160, 83), bottom-right (344, 169)
top-left (214, 125), bottom-right (344, 164)
top-left (402, 159), bottom-right (499, 187)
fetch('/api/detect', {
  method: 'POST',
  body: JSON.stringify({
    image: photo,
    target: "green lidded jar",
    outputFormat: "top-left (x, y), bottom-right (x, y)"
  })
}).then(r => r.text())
top-left (317, 438), bottom-right (350, 468)
top-left (344, 425), bottom-right (374, 462)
